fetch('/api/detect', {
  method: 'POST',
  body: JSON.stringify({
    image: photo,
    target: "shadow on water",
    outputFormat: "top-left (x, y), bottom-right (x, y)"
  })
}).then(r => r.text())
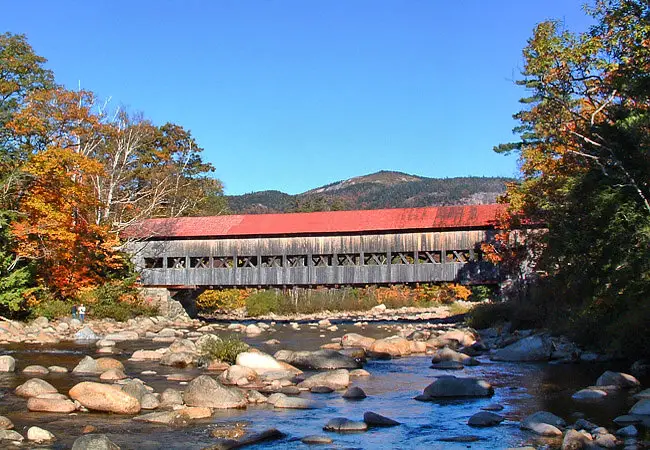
top-left (0, 322), bottom-right (644, 449)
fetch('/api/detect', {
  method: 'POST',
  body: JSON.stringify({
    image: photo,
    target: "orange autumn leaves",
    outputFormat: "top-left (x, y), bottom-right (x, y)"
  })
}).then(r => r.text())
top-left (8, 90), bottom-right (124, 298)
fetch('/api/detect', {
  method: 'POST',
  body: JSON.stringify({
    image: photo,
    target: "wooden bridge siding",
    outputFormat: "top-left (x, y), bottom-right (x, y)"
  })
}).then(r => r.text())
top-left (132, 229), bottom-right (497, 287)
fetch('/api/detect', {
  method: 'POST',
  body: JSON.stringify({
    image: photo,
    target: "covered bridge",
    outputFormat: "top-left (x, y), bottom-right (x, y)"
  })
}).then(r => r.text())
top-left (125, 204), bottom-right (505, 288)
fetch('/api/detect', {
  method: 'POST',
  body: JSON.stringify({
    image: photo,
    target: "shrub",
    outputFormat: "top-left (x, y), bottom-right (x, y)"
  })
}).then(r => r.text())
top-left (245, 290), bottom-right (284, 316)
top-left (469, 285), bottom-right (495, 302)
top-left (196, 289), bottom-right (249, 312)
top-left (30, 298), bottom-right (71, 320)
top-left (77, 278), bottom-right (158, 321)
top-left (465, 301), bottom-right (513, 330)
top-left (198, 336), bottom-right (249, 364)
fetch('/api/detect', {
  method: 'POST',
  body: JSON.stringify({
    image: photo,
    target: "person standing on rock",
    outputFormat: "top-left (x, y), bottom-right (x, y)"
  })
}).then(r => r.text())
top-left (78, 304), bottom-right (86, 323)
top-left (71, 304), bottom-right (78, 320)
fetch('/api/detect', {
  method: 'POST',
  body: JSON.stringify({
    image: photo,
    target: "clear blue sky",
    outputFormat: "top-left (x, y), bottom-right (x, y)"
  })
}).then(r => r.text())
top-left (3, 1), bottom-right (591, 195)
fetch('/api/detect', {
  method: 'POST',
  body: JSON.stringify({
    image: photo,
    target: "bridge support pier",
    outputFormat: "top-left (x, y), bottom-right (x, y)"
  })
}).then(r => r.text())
top-left (138, 287), bottom-right (192, 319)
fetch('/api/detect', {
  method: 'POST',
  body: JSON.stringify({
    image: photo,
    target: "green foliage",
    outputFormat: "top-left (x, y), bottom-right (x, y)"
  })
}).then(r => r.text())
top-left (469, 285), bottom-right (495, 302)
top-left (465, 302), bottom-right (513, 330)
top-left (30, 297), bottom-right (70, 320)
top-left (198, 336), bottom-right (249, 365)
top-left (245, 290), bottom-right (283, 316)
top-left (77, 278), bottom-right (158, 321)
top-left (0, 211), bottom-right (35, 316)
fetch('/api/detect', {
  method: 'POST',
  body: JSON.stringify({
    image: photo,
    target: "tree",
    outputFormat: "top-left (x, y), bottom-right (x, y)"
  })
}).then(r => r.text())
top-left (496, 0), bottom-right (650, 356)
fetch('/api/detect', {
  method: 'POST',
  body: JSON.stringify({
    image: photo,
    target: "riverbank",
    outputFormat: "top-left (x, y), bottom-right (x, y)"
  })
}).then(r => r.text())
top-left (0, 311), bottom-right (647, 449)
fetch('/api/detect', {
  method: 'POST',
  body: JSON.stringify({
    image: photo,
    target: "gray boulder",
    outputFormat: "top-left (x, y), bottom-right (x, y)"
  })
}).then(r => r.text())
top-left (363, 411), bottom-right (400, 427)
top-left (0, 355), bottom-right (15, 372)
top-left (415, 376), bottom-right (493, 400)
top-left (323, 418), bottom-right (368, 432)
top-left (74, 326), bottom-right (100, 341)
top-left (183, 375), bottom-right (246, 409)
top-left (491, 335), bottom-right (553, 362)
top-left (342, 386), bottom-right (367, 400)
top-left (629, 399), bottom-right (650, 415)
top-left (274, 349), bottom-right (360, 370)
top-left (297, 369), bottom-right (350, 390)
top-left (561, 429), bottom-right (593, 449)
top-left (521, 411), bottom-right (565, 436)
top-left (468, 411), bottom-right (504, 427)
top-left (72, 434), bottom-right (120, 450)
top-left (595, 371), bottom-right (640, 389)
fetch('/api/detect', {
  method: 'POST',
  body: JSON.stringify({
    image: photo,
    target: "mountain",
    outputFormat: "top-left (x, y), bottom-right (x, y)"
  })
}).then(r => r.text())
top-left (226, 170), bottom-right (513, 214)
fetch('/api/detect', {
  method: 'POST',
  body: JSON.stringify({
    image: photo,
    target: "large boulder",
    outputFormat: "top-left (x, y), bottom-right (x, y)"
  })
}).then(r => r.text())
top-left (468, 411), bottom-right (505, 427)
top-left (27, 395), bottom-right (76, 413)
top-left (369, 336), bottom-right (411, 357)
top-left (72, 356), bottom-right (99, 374)
top-left (26, 426), bottom-right (54, 443)
top-left (438, 329), bottom-right (477, 347)
top-left (630, 399), bottom-right (650, 415)
top-left (274, 349), bottom-right (360, 370)
top-left (219, 365), bottom-right (258, 385)
top-left (74, 326), bottom-right (100, 341)
top-left (415, 376), bottom-right (493, 400)
top-left (120, 380), bottom-right (149, 402)
top-left (323, 418), bottom-right (368, 432)
top-left (160, 351), bottom-right (197, 367)
top-left (159, 388), bottom-right (184, 408)
top-left (297, 369), bottom-right (350, 390)
top-left (15, 378), bottom-right (58, 398)
top-left (491, 335), bottom-right (553, 362)
top-left (341, 333), bottom-right (376, 350)
top-left (236, 352), bottom-right (286, 373)
top-left (183, 375), bottom-right (246, 409)
top-left (363, 411), bottom-right (400, 427)
top-left (69, 382), bottom-right (141, 414)
top-left (431, 347), bottom-right (479, 366)
top-left (562, 429), bottom-right (593, 449)
top-left (596, 371), bottom-right (640, 389)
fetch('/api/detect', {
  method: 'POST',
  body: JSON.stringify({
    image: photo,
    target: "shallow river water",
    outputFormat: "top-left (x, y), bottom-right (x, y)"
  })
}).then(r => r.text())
top-left (0, 321), bottom-right (644, 449)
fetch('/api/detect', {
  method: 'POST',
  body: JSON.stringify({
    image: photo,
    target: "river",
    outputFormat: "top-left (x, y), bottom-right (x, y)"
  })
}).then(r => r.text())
top-left (0, 321), bottom-right (645, 449)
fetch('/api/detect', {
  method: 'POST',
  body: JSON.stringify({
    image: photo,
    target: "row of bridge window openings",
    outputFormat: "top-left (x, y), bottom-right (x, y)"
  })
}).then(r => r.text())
top-left (144, 250), bottom-right (482, 269)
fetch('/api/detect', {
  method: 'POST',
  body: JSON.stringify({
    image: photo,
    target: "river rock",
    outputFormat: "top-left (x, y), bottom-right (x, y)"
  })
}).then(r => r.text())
top-left (363, 411), bottom-right (400, 427)
top-left (468, 411), bottom-right (505, 427)
top-left (629, 399), bottom-right (650, 415)
top-left (15, 378), bottom-right (58, 398)
top-left (596, 371), bottom-right (640, 389)
top-left (219, 365), bottom-right (258, 385)
top-left (104, 331), bottom-right (139, 341)
top-left (350, 368), bottom-right (370, 377)
top-left (323, 417), bottom-right (368, 432)
top-left (342, 386), bottom-right (367, 399)
top-left (0, 430), bottom-right (23, 441)
top-left (72, 434), bottom-right (120, 450)
top-left (613, 415), bottom-right (642, 426)
top-left (341, 333), bottom-right (376, 350)
top-left (274, 396), bottom-right (316, 409)
top-left (561, 429), bottom-right (593, 449)
top-left (121, 380), bottom-right (149, 402)
top-left (22, 365), bottom-right (49, 375)
top-left (491, 335), bottom-right (553, 362)
top-left (168, 338), bottom-right (197, 354)
top-left (74, 326), bottom-right (100, 341)
top-left (431, 347), bottom-right (479, 366)
top-left (69, 381), bottom-right (141, 414)
top-left (235, 351), bottom-right (286, 373)
top-left (310, 386), bottom-right (334, 393)
top-left (183, 375), bottom-right (246, 409)
top-left (369, 336), bottom-right (411, 357)
top-left (274, 349), bottom-right (360, 370)
top-left (134, 407), bottom-right (212, 426)
top-left (100, 368), bottom-right (127, 381)
top-left (159, 388), bottom-right (184, 408)
top-left (245, 324), bottom-right (262, 335)
top-left (160, 351), bottom-right (196, 367)
top-left (140, 393), bottom-right (160, 409)
top-left (0, 416), bottom-right (13, 430)
top-left (634, 388), bottom-right (650, 400)
top-left (520, 411), bottom-right (565, 436)
top-left (572, 388), bottom-right (608, 401)
top-left (130, 349), bottom-right (165, 361)
top-left (27, 395), bottom-right (76, 413)
top-left (297, 369), bottom-right (350, 390)
top-left (616, 425), bottom-right (638, 437)
top-left (27, 426), bottom-right (54, 442)
top-left (301, 435), bottom-right (333, 444)
top-left (72, 356), bottom-right (99, 374)
top-left (415, 376), bottom-right (494, 400)
top-left (0, 355), bottom-right (15, 372)
top-left (439, 329), bottom-right (477, 347)
top-left (48, 365), bottom-right (68, 373)
top-left (594, 433), bottom-right (616, 448)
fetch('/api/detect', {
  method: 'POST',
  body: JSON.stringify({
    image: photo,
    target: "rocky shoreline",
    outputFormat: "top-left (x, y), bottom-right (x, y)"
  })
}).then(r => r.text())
top-left (0, 308), bottom-right (647, 449)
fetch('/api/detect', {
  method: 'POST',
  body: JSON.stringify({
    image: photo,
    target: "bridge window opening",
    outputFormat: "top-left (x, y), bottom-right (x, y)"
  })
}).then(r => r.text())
top-left (364, 253), bottom-right (387, 265)
top-left (391, 252), bottom-right (414, 265)
top-left (418, 251), bottom-right (442, 264)
top-left (287, 255), bottom-right (307, 267)
top-left (237, 256), bottom-right (258, 268)
top-left (261, 256), bottom-right (282, 268)
top-left (337, 254), bottom-right (359, 266)
top-left (312, 255), bottom-right (332, 267)
top-left (213, 256), bottom-right (234, 268)
top-left (167, 257), bottom-right (186, 269)
top-left (190, 257), bottom-right (210, 268)
top-left (144, 257), bottom-right (163, 269)
top-left (446, 250), bottom-right (471, 263)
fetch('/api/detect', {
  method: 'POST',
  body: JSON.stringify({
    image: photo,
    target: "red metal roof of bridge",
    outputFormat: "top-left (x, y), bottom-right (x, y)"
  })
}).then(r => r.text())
top-left (125, 204), bottom-right (506, 239)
